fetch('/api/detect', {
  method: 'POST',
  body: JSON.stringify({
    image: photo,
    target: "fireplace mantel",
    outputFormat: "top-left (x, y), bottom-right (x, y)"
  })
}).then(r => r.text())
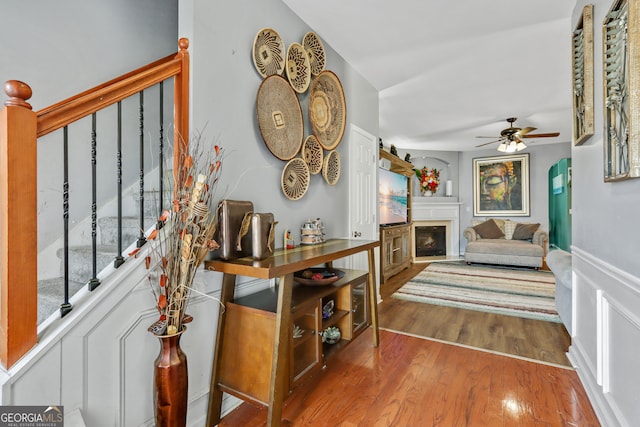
top-left (411, 198), bottom-right (462, 259)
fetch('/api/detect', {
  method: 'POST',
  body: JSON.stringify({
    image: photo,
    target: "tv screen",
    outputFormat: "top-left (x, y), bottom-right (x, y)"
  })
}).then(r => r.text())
top-left (378, 168), bottom-right (409, 226)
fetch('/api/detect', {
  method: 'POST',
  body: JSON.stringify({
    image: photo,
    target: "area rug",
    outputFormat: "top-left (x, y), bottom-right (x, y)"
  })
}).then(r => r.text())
top-left (392, 261), bottom-right (561, 322)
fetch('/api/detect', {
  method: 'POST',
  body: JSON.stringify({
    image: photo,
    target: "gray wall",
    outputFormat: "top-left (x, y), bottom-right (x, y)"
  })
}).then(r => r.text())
top-left (570, 4), bottom-right (640, 276)
top-left (459, 142), bottom-right (571, 251)
top-left (0, 0), bottom-right (179, 251)
top-left (179, 0), bottom-right (379, 242)
top-left (566, 2), bottom-right (640, 425)
top-left (392, 143), bottom-right (571, 252)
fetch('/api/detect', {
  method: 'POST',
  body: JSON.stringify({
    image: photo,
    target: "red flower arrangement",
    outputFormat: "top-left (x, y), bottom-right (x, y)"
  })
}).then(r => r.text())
top-left (415, 167), bottom-right (440, 194)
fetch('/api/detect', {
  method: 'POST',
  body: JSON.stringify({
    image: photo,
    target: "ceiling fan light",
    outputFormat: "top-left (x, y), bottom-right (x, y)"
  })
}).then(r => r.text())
top-left (515, 141), bottom-right (527, 151)
top-left (497, 142), bottom-right (508, 152)
top-left (505, 140), bottom-right (518, 153)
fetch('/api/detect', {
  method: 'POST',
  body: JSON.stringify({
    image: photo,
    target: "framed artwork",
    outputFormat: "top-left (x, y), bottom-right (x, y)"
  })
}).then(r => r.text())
top-left (473, 153), bottom-right (530, 217)
top-left (603, 0), bottom-right (640, 181)
top-left (573, 4), bottom-right (594, 146)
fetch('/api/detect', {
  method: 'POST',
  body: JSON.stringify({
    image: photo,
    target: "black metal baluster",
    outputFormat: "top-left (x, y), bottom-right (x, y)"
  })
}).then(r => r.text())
top-left (114, 101), bottom-right (125, 268)
top-left (89, 113), bottom-right (101, 291)
top-left (61, 126), bottom-right (72, 317)
top-left (137, 90), bottom-right (146, 247)
top-left (157, 82), bottom-right (164, 229)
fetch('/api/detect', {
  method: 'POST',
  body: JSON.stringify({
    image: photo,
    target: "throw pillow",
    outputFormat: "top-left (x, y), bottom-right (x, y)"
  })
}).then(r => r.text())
top-left (472, 218), bottom-right (505, 233)
top-left (472, 219), bottom-right (505, 239)
top-left (503, 220), bottom-right (517, 240)
top-left (512, 223), bottom-right (540, 240)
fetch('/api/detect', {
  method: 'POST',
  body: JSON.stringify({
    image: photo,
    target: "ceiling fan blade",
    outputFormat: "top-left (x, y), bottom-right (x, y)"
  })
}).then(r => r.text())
top-left (518, 126), bottom-right (537, 136)
top-left (475, 139), bottom-right (502, 148)
top-left (522, 132), bottom-right (560, 138)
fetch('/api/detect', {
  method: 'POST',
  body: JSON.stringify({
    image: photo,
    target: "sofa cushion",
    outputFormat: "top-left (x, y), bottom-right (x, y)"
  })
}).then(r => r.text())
top-left (466, 239), bottom-right (544, 257)
top-left (472, 218), bottom-right (505, 232)
top-left (512, 223), bottom-right (540, 240)
top-left (546, 249), bottom-right (572, 290)
top-left (503, 220), bottom-right (517, 239)
top-left (472, 219), bottom-right (504, 239)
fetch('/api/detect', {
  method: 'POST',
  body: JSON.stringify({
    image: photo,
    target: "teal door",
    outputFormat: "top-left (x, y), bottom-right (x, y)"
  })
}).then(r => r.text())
top-left (548, 158), bottom-right (572, 251)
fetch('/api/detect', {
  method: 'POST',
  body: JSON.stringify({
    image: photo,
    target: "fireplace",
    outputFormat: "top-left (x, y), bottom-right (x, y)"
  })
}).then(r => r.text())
top-left (412, 220), bottom-right (452, 262)
top-left (411, 199), bottom-right (461, 261)
top-left (415, 225), bottom-right (447, 257)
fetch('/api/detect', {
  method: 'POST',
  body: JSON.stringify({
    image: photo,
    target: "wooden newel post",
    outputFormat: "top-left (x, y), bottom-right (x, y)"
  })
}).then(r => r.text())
top-left (0, 80), bottom-right (38, 369)
top-left (173, 38), bottom-right (190, 190)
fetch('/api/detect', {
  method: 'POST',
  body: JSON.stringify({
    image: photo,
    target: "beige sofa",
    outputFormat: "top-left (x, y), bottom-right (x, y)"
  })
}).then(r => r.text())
top-left (463, 219), bottom-right (548, 269)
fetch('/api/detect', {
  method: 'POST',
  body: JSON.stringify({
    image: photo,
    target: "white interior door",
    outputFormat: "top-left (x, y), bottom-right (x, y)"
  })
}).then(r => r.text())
top-left (341, 124), bottom-right (378, 281)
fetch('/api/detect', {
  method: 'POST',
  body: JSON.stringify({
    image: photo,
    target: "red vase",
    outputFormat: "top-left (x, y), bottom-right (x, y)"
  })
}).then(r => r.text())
top-left (154, 327), bottom-right (188, 427)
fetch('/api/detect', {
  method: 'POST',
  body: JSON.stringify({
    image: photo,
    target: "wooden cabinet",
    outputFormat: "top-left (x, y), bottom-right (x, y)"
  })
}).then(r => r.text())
top-left (378, 148), bottom-right (414, 282)
top-left (218, 270), bottom-right (370, 403)
top-left (380, 223), bottom-right (411, 283)
top-left (205, 239), bottom-right (380, 427)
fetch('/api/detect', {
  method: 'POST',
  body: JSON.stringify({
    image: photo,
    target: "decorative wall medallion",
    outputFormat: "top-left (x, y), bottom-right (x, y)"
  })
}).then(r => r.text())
top-left (256, 75), bottom-right (303, 160)
top-left (302, 32), bottom-right (326, 76)
top-left (253, 28), bottom-right (286, 78)
top-left (322, 150), bottom-right (341, 186)
top-left (286, 42), bottom-right (311, 93)
top-left (309, 70), bottom-right (346, 150)
top-left (281, 158), bottom-right (310, 200)
top-left (302, 135), bottom-right (323, 174)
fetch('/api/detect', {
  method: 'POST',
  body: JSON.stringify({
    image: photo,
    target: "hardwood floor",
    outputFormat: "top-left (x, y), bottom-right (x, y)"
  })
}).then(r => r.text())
top-left (379, 262), bottom-right (572, 367)
top-left (220, 263), bottom-right (599, 426)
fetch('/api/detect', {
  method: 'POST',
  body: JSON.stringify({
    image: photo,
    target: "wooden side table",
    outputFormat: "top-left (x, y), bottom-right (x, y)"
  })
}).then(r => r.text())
top-left (204, 239), bottom-right (380, 426)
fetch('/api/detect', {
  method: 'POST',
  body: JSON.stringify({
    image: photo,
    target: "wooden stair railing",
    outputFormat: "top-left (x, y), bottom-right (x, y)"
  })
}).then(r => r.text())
top-left (0, 38), bottom-right (190, 369)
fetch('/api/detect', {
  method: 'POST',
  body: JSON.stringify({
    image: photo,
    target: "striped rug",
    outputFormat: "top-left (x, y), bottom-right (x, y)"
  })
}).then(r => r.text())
top-left (392, 261), bottom-right (561, 322)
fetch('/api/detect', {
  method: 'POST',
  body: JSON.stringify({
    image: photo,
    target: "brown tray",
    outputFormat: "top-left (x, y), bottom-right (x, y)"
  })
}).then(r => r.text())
top-left (294, 268), bottom-right (345, 286)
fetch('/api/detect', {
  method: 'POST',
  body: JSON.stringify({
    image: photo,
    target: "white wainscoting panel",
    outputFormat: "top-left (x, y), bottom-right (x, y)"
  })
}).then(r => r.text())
top-left (0, 238), bottom-right (267, 426)
top-left (570, 247), bottom-right (640, 427)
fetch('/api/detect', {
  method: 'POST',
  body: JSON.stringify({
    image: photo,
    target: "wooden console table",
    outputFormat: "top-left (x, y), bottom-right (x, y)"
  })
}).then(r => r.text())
top-left (204, 239), bottom-right (380, 426)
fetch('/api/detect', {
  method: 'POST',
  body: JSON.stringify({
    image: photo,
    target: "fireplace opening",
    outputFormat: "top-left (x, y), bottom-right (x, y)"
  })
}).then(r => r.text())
top-left (414, 225), bottom-right (447, 257)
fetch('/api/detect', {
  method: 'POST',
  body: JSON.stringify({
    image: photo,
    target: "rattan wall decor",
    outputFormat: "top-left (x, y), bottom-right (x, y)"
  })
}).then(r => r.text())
top-left (281, 157), bottom-right (311, 200)
top-left (256, 75), bottom-right (304, 160)
top-left (309, 70), bottom-right (347, 150)
top-left (252, 28), bottom-right (345, 200)
top-left (302, 135), bottom-right (323, 174)
top-left (302, 32), bottom-right (326, 76)
top-left (253, 28), bottom-right (286, 78)
top-left (286, 42), bottom-right (311, 93)
top-left (322, 150), bottom-right (341, 186)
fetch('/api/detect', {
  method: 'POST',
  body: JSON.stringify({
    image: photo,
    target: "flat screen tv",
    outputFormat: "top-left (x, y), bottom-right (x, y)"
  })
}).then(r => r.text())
top-left (378, 168), bottom-right (409, 226)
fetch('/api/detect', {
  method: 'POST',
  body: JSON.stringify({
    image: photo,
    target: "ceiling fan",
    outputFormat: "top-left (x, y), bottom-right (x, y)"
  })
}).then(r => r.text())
top-left (475, 117), bottom-right (560, 152)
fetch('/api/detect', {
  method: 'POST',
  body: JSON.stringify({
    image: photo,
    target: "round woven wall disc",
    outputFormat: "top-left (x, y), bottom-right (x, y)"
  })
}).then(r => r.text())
top-left (322, 150), bottom-right (341, 186)
top-left (302, 32), bottom-right (326, 76)
top-left (286, 42), bottom-right (311, 93)
top-left (302, 135), bottom-right (323, 175)
top-left (253, 28), bottom-right (286, 78)
top-left (309, 70), bottom-right (346, 150)
top-left (281, 157), bottom-right (310, 200)
top-left (256, 75), bottom-right (304, 160)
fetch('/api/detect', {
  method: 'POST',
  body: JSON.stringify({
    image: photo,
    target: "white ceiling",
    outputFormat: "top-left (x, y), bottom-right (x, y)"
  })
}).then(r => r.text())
top-left (282, 0), bottom-right (576, 152)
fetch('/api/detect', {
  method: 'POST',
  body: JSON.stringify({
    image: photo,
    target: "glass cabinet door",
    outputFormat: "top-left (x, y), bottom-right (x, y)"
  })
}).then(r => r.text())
top-left (351, 279), bottom-right (369, 333)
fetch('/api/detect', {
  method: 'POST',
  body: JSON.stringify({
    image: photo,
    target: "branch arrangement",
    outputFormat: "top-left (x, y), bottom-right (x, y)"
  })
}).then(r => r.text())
top-left (142, 136), bottom-right (224, 336)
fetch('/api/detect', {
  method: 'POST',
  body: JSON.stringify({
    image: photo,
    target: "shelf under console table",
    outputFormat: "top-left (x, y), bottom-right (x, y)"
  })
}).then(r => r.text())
top-left (203, 238), bottom-right (380, 427)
